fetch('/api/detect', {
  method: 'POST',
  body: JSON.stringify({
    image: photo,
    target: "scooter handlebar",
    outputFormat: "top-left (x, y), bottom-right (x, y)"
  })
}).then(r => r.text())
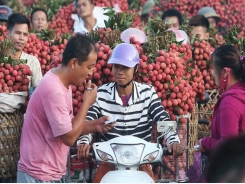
top-left (70, 146), bottom-right (95, 158)
top-left (88, 152), bottom-right (94, 157)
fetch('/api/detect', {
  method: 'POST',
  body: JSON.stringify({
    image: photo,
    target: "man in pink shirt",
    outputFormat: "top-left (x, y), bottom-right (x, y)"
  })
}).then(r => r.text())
top-left (17, 34), bottom-right (115, 183)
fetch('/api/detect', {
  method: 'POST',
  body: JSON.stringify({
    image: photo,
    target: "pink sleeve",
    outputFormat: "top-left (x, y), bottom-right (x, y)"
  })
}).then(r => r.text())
top-left (43, 93), bottom-right (73, 137)
top-left (201, 104), bottom-right (240, 151)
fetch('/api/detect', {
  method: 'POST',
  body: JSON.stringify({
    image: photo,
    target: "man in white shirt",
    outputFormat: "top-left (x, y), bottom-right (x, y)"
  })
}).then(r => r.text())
top-left (73, 0), bottom-right (108, 33)
top-left (30, 8), bottom-right (49, 33)
top-left (7, 13), bottom-right (42, 88)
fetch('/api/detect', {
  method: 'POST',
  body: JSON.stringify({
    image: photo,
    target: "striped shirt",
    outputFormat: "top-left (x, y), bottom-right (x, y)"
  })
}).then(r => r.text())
top-left (77, 81), bottom-right (180, 145)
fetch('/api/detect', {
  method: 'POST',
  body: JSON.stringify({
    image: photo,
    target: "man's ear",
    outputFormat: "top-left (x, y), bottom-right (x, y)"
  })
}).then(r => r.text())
top-left (45, 22), bottom-right (49, 29)
top-left (205, 32), bottom-right (210, 40)
top-left (30, 23), bottom-right (33, 30)
top-left (68, 58), bottom-right (78, 69)
top-left (6, 30), bottom-right (10, 38)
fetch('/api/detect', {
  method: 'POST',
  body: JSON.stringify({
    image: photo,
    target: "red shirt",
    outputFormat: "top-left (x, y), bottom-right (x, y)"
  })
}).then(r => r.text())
top-left (120, 94), bottom-right (132, 106)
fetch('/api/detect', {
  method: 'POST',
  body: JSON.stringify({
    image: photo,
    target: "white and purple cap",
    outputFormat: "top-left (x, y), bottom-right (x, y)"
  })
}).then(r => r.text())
top-left (108, 43), bottom-right (140, 68)
top-left (120, 28), bottom-right (147, 44)
top-left (167, 28), bottom-right (190, 45)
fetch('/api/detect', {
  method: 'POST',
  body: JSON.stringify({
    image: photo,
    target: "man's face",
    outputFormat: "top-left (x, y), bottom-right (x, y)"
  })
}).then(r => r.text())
top-left (71, 50), bottom-right (97, 87)
top-left (8, 23), bottom-right (29, 52)
top-left (191, 26), bottom-right (209, 40)
top-left (208, 17), bottom-right (216, 28)
top-left (76, 0), bottom-right (94, 19)
top-left (112, 64), bottom-right (135, 86)
top-left (140, 15), bottom-right (148, 25)
top-left (0, 20), bottom-right (7, 27)
top-left (31, 10), bottom-right (48, 32)
top-left (164, 16), bottom-right (180, 30)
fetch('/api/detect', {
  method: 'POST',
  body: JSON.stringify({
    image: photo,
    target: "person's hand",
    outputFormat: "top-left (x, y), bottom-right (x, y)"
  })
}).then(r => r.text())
top-left (195, 139), bottom-right (206, 152)
top-left (83, 80), bottom-right (97, 107)
top-left (167, 142), bottom-right (185, 158)
top-left (95, 116), bottom-right (116, 134)
top-left (77, 143), bottom-right (91, 158)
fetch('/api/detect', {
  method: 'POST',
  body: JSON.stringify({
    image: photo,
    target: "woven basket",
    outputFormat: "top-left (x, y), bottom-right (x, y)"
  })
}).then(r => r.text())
top-left (198, 124), bottom-right (211, 139)
top-left (0, 111), bottom-right (24, 179)
top-left (188, 103), bottom-right (198, 168)
top-left (197, 89), bottom-right (220, 139)
top-left (188, 148), bottom-right (195, 168)
top-left (189, 103), bottom-right (198, 150)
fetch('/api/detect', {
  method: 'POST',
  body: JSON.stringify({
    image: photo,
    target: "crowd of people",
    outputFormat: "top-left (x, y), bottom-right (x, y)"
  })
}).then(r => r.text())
top-left (0, 0), bottom-right (245, 183)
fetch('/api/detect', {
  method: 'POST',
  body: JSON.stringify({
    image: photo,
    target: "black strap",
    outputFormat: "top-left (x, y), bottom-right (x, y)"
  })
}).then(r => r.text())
top-left (117, 79), bottom-right (133, 88)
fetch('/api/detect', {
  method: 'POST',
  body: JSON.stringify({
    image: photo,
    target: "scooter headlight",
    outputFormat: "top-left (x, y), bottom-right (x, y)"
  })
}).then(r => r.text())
top-left (111, 144), bottom-right (145, 165)
top-left (96, 149), bottom-right (114, 161)
top-left (143, 151), bottom-right (159, 162)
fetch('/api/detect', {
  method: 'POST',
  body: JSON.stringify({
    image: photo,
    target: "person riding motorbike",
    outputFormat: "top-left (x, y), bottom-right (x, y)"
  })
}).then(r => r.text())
top-left (76, 43), bottom-right (184, 182)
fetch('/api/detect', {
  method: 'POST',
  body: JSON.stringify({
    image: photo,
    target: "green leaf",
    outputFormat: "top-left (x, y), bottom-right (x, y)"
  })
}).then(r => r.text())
top-left (104, 12), bottom-right (114, 16)
top-left (232, 36), bottom-right (238, 43)
top-left (179, 53), bottom-right (185, 58)
top-left (174, 81), bottom-right (180, 86)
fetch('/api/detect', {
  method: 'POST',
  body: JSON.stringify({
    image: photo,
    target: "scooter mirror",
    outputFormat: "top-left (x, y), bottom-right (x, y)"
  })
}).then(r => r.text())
top-left (157, 121), bottom-right (177, 135)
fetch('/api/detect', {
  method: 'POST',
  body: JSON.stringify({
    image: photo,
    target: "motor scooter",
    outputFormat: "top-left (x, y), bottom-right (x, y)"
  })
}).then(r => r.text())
top-left (90, 121), bottom-right (177, 183)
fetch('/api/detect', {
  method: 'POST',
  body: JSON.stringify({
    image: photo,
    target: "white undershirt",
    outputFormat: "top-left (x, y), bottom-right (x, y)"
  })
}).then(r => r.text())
top-left (72, 6), bottom-right (109, 33)
top-left (72, 5), bottom-right (121, 33)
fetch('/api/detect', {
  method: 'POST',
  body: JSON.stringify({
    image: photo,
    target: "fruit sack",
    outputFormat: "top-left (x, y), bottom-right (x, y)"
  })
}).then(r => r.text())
top-left (0, 92), bottom-right (28, 113)
top-left (0, 61), bottom-right (31, 113)
top-left (0, 36), bottom-right (32, 113)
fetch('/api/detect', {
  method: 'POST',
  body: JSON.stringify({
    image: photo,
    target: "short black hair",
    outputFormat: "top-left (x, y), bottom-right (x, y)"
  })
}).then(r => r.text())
top-left (75, 0), bottom-right (93, 6)
top-left (161, 9), bottom-right (183, 26)
top-left (7, 13), bottom-right (30, 31)
top-left (189, 14), bottom-right (210, 32)
top-left (30, 8), bottom-right (48, 22)
top-left (206, 135), bottom-right (245, 182)
top-left (0, 0), bottom-right (5, 5)
top-left (140, 14), bottom-right (149, 19)
top-left (62, 33), bottom-right (97, 66)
